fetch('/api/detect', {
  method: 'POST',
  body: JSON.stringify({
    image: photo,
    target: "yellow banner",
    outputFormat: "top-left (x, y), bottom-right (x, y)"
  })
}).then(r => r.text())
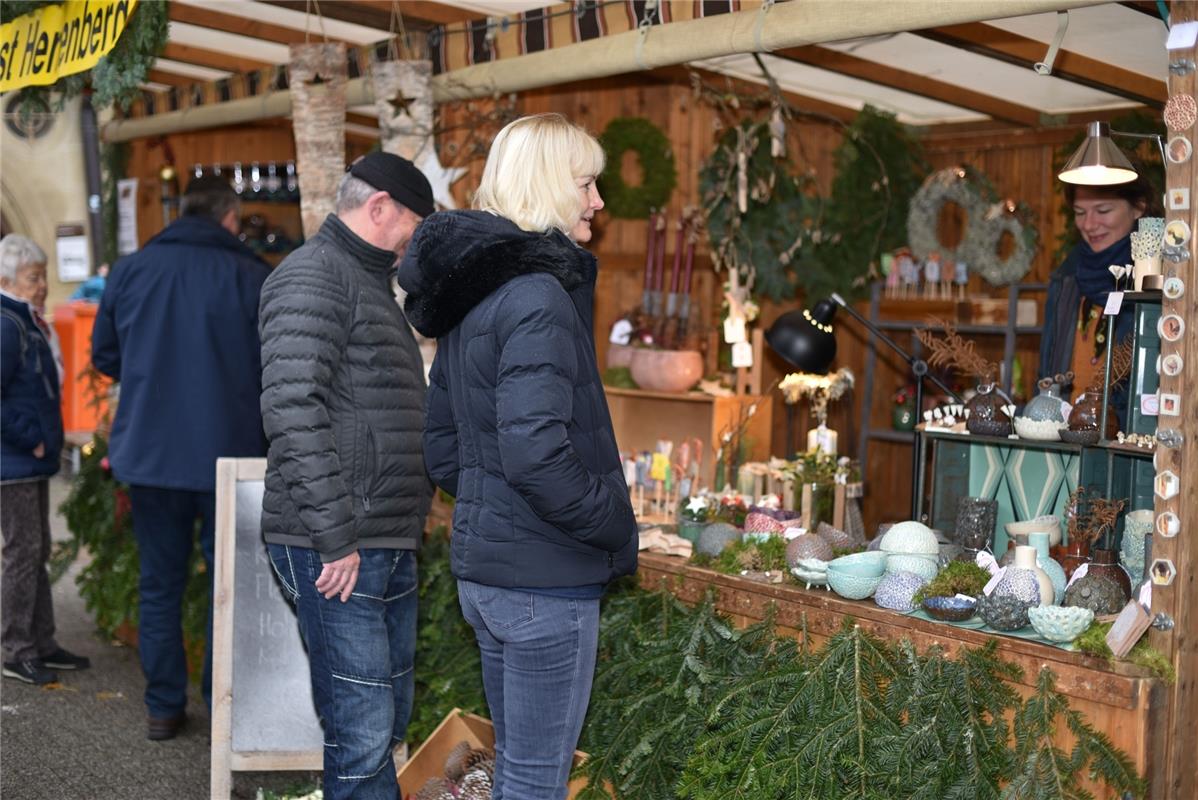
top-left (0, 0), bottom-right (139, 92)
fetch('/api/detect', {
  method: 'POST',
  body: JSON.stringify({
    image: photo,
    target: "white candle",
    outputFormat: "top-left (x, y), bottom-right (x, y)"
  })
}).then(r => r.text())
top-left (806, 424), bottom-right (838, 456)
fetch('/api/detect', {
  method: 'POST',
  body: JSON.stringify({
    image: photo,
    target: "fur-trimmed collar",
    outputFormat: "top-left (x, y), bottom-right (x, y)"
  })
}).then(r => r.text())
top-left (398, 210), bottom-right (595, 339)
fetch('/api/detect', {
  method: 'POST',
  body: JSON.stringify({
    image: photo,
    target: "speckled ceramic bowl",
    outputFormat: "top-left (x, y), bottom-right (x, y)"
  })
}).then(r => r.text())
top-left (922, 596), bottom-right (978, 622)
top-left (828, 550), bottom-right (888, 578)
top-left (826, 567), bottom-right (883, 600)
top-left (885, 553), bottom-right (939, 581)
top-left (1013, 417), bottom-right (1066, 441)
top-left (1028, 605), bottom-right (1094, 642)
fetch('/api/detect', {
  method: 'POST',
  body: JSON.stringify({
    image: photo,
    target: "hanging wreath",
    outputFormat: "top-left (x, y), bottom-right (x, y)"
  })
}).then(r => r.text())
top-left (598, 117), bottom-right (677, 219)
top-left (961, 202), bottom-right (1038, 286)
top-left (907, 167), bottom-right (1035, 287)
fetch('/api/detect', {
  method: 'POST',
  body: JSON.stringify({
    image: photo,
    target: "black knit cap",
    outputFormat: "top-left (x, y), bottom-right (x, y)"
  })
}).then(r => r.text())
top-left (347, 152), bottom-right (435, 218)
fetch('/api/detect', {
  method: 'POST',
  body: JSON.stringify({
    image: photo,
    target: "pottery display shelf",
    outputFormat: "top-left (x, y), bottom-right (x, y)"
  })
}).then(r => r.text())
top-left (637, 551), bottom-right (1163, 799)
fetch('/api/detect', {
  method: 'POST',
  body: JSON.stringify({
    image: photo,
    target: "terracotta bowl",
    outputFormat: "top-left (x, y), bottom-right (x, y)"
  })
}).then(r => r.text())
top-left (629, 349), bottom-right (704, 394)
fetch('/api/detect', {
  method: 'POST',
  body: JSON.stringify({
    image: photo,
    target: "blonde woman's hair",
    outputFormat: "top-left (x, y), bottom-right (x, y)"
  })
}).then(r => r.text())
top-left (474, 113), bottom-right (605, 234)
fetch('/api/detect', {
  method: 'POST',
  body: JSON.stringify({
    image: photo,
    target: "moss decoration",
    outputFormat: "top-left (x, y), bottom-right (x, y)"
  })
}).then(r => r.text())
top-left (1, 0), bottom-right (168, 119)
top-left (597, 116), bottom-right (677, 219)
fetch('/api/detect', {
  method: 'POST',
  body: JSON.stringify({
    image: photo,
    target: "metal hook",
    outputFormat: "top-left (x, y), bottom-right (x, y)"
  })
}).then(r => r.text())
top-left (1034, 11), bottom-right (1070, 75)
top-left (1170, 59), bottom-right (1196, 76)
top-left (1152, 612), bottom-right (1175, 631)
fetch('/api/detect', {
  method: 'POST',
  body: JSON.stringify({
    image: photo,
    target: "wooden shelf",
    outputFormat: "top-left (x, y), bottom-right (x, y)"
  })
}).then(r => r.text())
top-left (603, 386), bottom-right (722, 403)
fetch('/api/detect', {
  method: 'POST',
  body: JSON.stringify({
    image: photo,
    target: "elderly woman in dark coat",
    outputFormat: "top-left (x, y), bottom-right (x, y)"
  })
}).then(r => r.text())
top-left (399, 113), bottom-right (637, 800)
top-left (1, 234), bottom-right (89, 686)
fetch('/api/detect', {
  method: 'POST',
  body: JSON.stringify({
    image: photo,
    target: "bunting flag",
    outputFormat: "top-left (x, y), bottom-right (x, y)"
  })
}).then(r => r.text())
top-left (435, 0), bottom-right (747, 72)
top-left (289, 42), bottom-right (347, 239)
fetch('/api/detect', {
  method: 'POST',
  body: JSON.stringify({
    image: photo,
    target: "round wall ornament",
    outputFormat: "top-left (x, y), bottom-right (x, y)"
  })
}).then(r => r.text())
top-left (597, 117), bottom-right (677, 219)
top-left (907, 167), bottom-right (1036, 286)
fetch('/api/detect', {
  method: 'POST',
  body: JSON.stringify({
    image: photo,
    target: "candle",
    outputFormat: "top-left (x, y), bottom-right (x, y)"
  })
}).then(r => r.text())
top-left (654, 212), bottom-right (668, 292)
top-left (806, 424), bottom-right (838, 456)
top-left (681, 224), bottom-right (695, 293)
top-left (669, 220), bottom-right (685, 294)
top-left (643, 213), bottom-right (657, 291)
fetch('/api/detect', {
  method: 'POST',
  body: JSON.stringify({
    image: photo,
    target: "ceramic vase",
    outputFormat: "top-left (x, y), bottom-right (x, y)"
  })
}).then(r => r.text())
top-left (1024, 380), bottom-right (1066, 422)
top-left (1028, 532), bottom-right (1065, 605)
top-left (1062, 390), bottom-right (1116, 445)
top-left (1054, 539), bottom-right (1091, 580)
top-left (994, 562), bottom-right (1043, 607)
top-left (1013, 545), bottom-right (1053, 607)
top-left (965, 384), bottom-right (1012, 437)
top-left (1120, 510), bottom-right (1152, 581)
top-left (1088, 548), bottom-right (1131, 602)
top-left (954, 496), bottom-right (997, 557)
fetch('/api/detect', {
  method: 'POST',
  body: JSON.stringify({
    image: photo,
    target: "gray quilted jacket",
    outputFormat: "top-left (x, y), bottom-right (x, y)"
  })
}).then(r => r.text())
top-left (259, 214), bottom-right (431, 562)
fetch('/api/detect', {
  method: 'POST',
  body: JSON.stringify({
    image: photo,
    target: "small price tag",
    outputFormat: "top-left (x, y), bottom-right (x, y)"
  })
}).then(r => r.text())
top-left (1104, 291), bottom-right (1125, 316)
top-left (731, 340), bottom-right (754, 368)
top-left (1167, 20), bottom-right (1198, 50)
top-left (1065, 562), bottom-right (1088, 590)
top-left (1138, 581), bottom-right (1152, 609)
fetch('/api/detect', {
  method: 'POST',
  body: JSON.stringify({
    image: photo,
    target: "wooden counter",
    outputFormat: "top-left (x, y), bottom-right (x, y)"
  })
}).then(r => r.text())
top-left (636, 552), bottom-right (1166, 799)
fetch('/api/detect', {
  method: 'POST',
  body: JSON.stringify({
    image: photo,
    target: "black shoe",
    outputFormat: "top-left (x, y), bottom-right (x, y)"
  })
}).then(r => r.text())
top-left (2, 659), bottom-right (59, 685)
top-left (40, 647), bottom-right (90, 671)
top-left (147, 711), bottom-right (187, 741)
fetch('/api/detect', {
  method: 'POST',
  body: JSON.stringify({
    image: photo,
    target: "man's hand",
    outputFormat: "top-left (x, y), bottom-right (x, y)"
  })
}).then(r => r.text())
top-left (32, 442), bottom-right (44, 458)
top-left (315, 551), bottom-right (360, 602)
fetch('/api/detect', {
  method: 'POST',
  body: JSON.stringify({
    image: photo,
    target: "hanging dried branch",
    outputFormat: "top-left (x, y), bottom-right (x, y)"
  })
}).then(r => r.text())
top-left (1065, 486), bottom-right (1126, 548)
top-left (915, 318), bottom-right (997, 384)
top-left (1086, 335), bottom-right (1136, 395)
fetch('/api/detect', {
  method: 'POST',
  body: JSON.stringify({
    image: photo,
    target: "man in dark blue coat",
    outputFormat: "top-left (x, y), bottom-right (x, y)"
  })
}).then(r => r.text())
top-left (92, 176), bottom-right (271, 740)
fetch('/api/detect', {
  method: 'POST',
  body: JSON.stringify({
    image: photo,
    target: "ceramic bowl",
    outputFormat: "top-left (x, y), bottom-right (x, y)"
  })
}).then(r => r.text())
top-left (1027, 605), bottom-right (1094, 642)
top-left (815, 522), bottom-right (854, 550)
top-left (786, 533), bottom-right (834, 566)
top-left (791, 558), bottom-right (829, 587)
top-left (874, 571), bottom-right (927, 611)
top-left (828, 550), bottom-right (888, 577)
top-left (1013, 416), bottom-right (1066, 441)
top-left (696, 523), bottom-right (741, 557)
top-left (886, 553), bottom-right (939, 581)
top-left (922, 596), bottom-right (977, 622)
top-left (826, 567), bottom-right (883, 600)
top-left (1004, 515), bottom-right (1062, 548)
top-left (879, 521), bottom-right (939, 555)
top-left (628, 348), bottom-right (703, 393)
top-left (744, 512), bottom-right (785, 535)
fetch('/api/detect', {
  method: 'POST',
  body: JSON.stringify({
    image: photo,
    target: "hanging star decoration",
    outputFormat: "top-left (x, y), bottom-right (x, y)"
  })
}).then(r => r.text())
top-left (417, 148), bottom-right (467, 210)
top-left (388, 93), bottom-right (417, 119)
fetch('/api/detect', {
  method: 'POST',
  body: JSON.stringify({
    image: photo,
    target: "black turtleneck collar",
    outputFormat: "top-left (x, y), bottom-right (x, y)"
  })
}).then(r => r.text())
top-left (318, 213), bottom-right (397, 274)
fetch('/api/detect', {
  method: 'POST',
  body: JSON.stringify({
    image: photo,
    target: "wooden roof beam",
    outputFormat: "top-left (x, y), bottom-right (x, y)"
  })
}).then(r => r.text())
top-left (916, 22), bottom-right (1166, 108)
top-left (147, 69), bottom-right (202, 89)
top-left (161, 42), bottom-right (274, 75)
top-left (168, 3), bottom-right (347, 46)
top-left (774, 46), bottom-right (1046, 127)
top-left (258, 0), bottom-right (482, 29)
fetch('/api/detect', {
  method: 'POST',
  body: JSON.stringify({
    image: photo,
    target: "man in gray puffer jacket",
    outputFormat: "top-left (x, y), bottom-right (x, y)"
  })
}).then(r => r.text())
top-left (258, 151), bottom-right (434, 800)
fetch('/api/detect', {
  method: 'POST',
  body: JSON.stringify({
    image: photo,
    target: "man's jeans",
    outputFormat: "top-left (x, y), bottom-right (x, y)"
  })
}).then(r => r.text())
top-left (457, 580), bottom-right (600, 800)
top-left (268, 545), bottom-right (416, 800)
top-left (128, 485), bottom-right (215, 718)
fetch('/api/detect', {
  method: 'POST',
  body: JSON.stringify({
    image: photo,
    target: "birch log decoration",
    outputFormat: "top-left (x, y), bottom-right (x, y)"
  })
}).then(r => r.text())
top-left (370, 59), bottom-right (434, 162)
top-left (290, 43), bottom-right (347, 239)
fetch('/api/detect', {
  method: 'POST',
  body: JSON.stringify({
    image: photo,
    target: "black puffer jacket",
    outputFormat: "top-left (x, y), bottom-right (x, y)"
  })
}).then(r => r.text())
top-left (398, 211), bottom-right (637, 588)
top-left (260, 215), bottom-right (431, 562)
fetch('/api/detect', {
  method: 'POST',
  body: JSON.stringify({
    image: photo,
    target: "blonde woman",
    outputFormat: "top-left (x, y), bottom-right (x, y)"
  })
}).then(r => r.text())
top-left (399, 113), bottom-right (637, 799)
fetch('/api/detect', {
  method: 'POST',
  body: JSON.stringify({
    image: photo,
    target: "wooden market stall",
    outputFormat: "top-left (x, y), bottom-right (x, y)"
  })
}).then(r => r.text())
top-left (88, 0), bottom-right (1196, 797)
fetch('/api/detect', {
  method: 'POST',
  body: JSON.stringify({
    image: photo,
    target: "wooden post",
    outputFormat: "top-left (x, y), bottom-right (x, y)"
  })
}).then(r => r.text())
top-left (210, 459), bottom-right (238, 800)
top-left (290, 43), bottom-right (348, 239)
top-left (1155, 3), bottom-right (1198, 796)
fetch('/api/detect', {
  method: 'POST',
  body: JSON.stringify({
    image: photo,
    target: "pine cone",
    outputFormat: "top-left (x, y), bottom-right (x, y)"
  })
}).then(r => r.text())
top-left (444, 740), bottom-right (472, 781)
top-left (737, 547), bottom-right (762, 571)
top-left (412, 777), bottom-right (456, 800)
top-left (457, 770), bottom-right (493, 800)
top-left (461, 748), bottom-right (495, 779)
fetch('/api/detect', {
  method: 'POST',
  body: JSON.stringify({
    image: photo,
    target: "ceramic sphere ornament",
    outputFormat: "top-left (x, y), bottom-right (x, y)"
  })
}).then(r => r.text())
top-left (993, 565), bottom-right (1043, 607)
top-left (879, 521), bottom-right (939, 555)
top-left (1063, 573), bottom-right (1125, 616)
top-left (786, 533), bottom-right (834, 567)
top-left (1165, 94), bottom-right (1198, 131)
top-left (874, 571), bottom-right (928, 612)
top-left (696, 523), bottom-right (741, 557)
top-left (978, 592), bottom-right (1034, 631)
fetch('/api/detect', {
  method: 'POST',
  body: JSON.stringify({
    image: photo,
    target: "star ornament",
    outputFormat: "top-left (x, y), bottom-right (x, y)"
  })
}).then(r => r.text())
top-left (416, 148), bottom-right (467, 210)
top-left (685, 496), bottom-right (709, 514)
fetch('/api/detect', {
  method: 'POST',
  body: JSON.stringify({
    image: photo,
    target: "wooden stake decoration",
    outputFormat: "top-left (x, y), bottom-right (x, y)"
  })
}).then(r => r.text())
top-left (370, 60), bottom-right (434, 162)
top-left (290, 43), bottom-right (348, 239)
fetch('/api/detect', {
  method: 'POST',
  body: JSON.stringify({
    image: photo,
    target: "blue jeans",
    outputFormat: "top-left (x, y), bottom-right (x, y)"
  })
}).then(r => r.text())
top-left (268, 545), bottom-right (417, 800)
top-left (128, 485), bottom-right (215, 718)
top-left (457, 580), bottom-right (600, 800)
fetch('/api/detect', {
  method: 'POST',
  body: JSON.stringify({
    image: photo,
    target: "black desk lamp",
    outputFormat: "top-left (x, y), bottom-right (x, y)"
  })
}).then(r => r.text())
top-left (766, 292), bottom-right (962, 521)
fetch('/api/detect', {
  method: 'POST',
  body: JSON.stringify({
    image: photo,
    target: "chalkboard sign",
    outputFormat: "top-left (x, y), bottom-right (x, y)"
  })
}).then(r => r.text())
top-left (211, 458), bottom-right (323, 799)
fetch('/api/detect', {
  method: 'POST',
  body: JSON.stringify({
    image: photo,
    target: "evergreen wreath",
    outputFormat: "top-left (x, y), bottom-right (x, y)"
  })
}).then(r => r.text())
top-left (907, 166), bottom-right (1037, 287)
top-left (598, 117), bottom-right (677, 219)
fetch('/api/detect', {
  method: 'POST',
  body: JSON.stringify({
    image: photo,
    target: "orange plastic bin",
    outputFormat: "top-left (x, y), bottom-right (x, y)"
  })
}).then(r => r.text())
top-left (51, 301), bottom-right (112, 434)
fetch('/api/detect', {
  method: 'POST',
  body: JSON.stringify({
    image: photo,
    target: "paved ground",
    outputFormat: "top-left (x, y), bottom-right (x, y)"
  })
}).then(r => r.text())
top-left (0, 476), bottom-right (320, 800)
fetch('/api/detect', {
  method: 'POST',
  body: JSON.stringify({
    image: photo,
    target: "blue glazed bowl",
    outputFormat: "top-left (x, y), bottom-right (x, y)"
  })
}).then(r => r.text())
top-left (826, 567), bottom-right (883, 600)
top-left (828, 551), bottom-right (888, 578)
top-left (922, 596), bottom-right (977, 622)
top-left (1028, 605), bottom-right (1094, 642)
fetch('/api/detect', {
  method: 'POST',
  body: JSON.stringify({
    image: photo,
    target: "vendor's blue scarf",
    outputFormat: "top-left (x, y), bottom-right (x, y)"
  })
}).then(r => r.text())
top-left (1073, 235), bottom-right (1132, 306)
